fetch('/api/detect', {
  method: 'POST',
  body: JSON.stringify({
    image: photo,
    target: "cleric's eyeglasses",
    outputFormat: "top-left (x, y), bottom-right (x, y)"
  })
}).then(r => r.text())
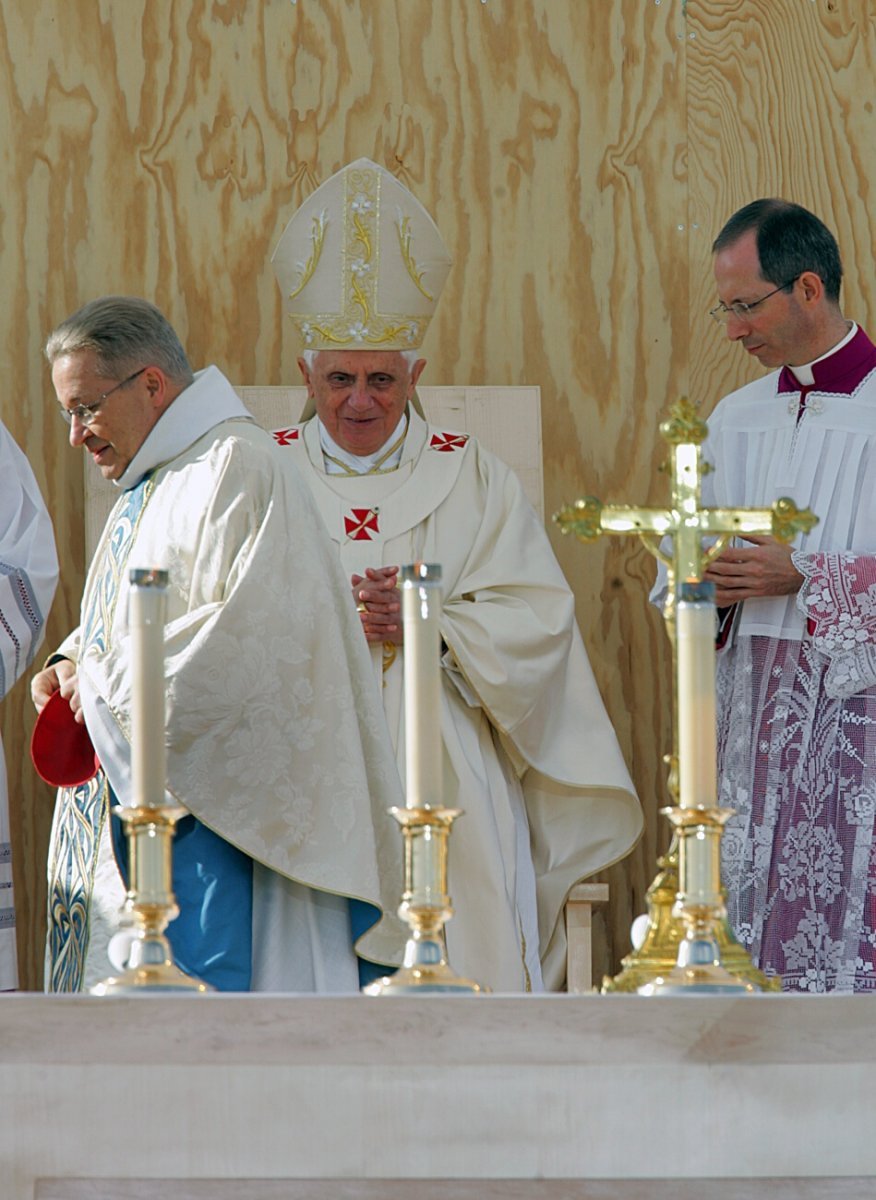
top-left (709, 277), bottom-right (799, 325)
top-left (58, 366), bottom-right (147, 427)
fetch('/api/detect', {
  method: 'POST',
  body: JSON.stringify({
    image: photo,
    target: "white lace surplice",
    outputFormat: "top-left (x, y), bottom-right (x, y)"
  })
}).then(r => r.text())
top-left (703, 329), bottom-right (876, 993)
top-left (719, 556), bottom-right (876, 995)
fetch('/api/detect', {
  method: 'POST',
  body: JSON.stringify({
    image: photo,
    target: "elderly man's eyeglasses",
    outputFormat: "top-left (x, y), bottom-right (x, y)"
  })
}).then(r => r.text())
top-left (58, 366), bottom-right (147, 427)
top-left (709, 276), bottom-right (800, 325)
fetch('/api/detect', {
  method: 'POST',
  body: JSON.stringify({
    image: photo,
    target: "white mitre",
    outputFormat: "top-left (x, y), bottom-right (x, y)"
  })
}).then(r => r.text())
top-left (271, 157), bottom-right (452, 354)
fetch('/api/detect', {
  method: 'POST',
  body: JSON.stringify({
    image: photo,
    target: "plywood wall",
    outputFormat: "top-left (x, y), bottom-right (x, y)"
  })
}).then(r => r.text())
top-left (1, 0), bottom-right (874, 990)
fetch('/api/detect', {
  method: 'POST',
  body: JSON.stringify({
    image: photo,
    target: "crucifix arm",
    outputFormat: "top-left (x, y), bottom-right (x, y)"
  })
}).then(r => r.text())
top-left (554, 497), bottom-right (675, 541)
top-left (701, 508), bottom-right (777, 539)
top-left (554, 487), bottom-right (817, 591)
top-left (599, 505), bottom-right (676, 538)
top-left (554, 498), bottom-right (677, 570)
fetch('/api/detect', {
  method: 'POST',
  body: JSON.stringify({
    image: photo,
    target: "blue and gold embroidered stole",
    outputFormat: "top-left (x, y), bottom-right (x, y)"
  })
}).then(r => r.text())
top-left (46, 475), bottom-right (154, 993)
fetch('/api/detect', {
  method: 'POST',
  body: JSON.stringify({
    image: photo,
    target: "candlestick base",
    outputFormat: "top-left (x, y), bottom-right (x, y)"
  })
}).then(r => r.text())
top-left (602, 834), bottom-right (780, 993)
top-left (364, 805), bottom-right (487, 996)
top-left (636, 928), bottom-right (757, 996)
top-left (91, 924), bottom-right (211, 995)
top-left (634, 806), bottom-right (769, 996)
top-left (366, 972), bottom-right (484, 995)
top-left (364, 927), bottom-right (485, 995)
top-left (91, 803), bottom-right (213, 996)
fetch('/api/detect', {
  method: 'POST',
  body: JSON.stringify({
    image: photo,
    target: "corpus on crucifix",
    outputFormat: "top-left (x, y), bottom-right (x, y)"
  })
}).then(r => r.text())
top-left (555, 397), bottom-right (817, 994)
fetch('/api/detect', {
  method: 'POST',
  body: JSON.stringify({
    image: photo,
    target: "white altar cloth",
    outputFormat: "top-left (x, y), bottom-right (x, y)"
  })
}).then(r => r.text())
top-left (1, 994), bottom-right (873, 1198)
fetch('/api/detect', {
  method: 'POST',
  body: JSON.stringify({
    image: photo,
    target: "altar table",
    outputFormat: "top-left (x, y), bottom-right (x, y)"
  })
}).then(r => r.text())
top-left (1, 993), bottom-right (873, 1198)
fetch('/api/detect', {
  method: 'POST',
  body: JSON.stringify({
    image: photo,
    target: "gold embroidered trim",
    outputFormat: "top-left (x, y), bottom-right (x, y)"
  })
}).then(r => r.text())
top-left (287, 211), bottom-right (327, 300)
top-left (396, 215), bottom-right (433, 300)
top-left (322, 427), bottom-right (407, 477)
top-left (520, 921), bottom-right (532, 993)
top-left (382, 642), bottom-right (397, 674)
top-left (291, 314), bottom-right (424, 348)
top-left (292, 314), bottom-right (427, 348)
top-left (287, 164), bottom-right (433, 348)
top-left (352, 210), bottom-right (373, 267)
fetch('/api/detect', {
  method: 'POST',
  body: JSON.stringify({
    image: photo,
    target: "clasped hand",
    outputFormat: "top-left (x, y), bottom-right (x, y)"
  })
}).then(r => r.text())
top-left (703, 534), bottom-right (804, 607)
top-left (351, 565), bottom-right (403, 644)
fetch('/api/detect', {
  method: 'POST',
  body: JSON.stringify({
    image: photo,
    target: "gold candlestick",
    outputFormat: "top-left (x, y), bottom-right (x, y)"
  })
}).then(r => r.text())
top-left (92, 568), bottom-right (210, 995)
top-left (639, 582), bottom-right (754, 995)
top-left (365, 562), bottom-right (485, 995)
top-left (555, 397), bottom-right (816, 994)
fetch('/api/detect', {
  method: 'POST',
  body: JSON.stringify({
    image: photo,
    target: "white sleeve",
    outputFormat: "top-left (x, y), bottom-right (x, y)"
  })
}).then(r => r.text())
top-left (0, 423), bottom-right (59, 696)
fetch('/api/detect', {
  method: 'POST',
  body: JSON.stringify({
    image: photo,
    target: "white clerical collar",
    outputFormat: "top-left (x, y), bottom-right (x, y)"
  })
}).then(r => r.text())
top-left (317, 413), bottom-right (408, 475)
top-left (115, 365), bottom-right (253, 490)
top-left (788, 322), bottom-right (858, 386)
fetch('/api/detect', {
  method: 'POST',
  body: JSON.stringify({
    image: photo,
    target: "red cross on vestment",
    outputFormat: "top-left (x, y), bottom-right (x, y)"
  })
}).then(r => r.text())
top-left (429, 432), bottom-right (469, 452)
top-left (344, 508), bottom-right (380, 540)
top-left (272, 427), bottom-right (301, 445)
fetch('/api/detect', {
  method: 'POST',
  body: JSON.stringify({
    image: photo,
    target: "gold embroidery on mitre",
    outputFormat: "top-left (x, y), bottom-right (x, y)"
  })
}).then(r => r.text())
top-left (296, 164), bottom-right (422, 349)
top-left (286, 210), bottom-right (327, 301)
top-left (292, 315), bottom-right (425, 348)
top-left (347, 167), bottom-right (378, 330)
top-left (272, 157), bottom-right (451, 352)
top-left (396, 212), bottom-right (434, 301)
top-left (289, 165), bottom-right (426, 348)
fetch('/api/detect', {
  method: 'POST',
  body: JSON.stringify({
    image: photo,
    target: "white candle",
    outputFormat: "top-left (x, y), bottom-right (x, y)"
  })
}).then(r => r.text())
top-left (128, 568), bottom-right (169, 809)
top-left (675, 582), bottom-right (717, 810)
top-left (402, 563), bottom-right (443, 809)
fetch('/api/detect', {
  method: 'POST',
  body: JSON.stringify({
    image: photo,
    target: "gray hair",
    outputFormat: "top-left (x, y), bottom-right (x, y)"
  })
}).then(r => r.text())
top-left (45, 295), bottom-right (194, 385)
top-left (301, 348), bottom-right (421, 371)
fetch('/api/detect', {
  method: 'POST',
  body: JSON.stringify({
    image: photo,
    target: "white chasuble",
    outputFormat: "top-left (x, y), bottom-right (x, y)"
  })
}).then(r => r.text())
top-left (279, 408), bottom-right (642, 991)
top-left (46, 367), bottom-right (405, 991)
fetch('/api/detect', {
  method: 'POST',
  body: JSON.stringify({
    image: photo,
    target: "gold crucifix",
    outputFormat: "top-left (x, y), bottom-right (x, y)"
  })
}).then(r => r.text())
top-left (555, 396), bottom-right (817, 993)
top-left (557, 397), bottom-right (815, 610)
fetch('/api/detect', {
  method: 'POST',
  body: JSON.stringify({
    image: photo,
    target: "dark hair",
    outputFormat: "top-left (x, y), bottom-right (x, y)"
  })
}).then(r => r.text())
top-left (712, 198), bottom-right (843, 303)
top-left (45, 295), bottom-right (194, 385)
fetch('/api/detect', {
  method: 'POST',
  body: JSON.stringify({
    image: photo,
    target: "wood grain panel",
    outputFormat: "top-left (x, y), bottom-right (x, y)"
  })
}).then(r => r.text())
top-left (687, 0), bottom-right (876, 413)
top-left (0, 0), bottom-right (686, 989)
top-left (7, 0), bottom-right (872, 994)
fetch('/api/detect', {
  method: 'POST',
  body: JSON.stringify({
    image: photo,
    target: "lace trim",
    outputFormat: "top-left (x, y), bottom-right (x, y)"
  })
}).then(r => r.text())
top-left (796, 551), bottom-right (876, 698)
